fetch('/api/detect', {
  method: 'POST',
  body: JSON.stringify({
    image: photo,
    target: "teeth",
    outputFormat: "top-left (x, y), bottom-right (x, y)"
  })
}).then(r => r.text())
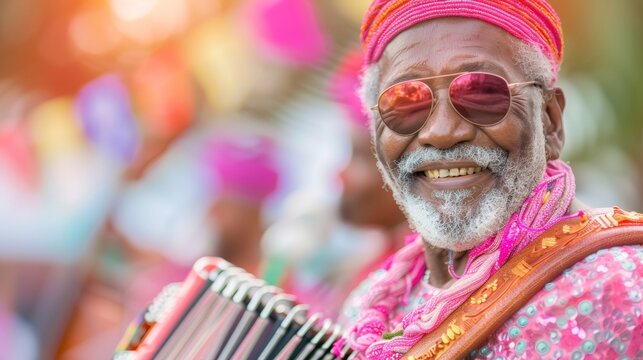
top-left (425, 167), bottom-right (485, 179)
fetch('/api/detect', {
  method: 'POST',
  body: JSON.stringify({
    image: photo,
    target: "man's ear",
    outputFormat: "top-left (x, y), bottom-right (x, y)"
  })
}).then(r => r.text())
top-left (543, 87), bottom-right (565, 160)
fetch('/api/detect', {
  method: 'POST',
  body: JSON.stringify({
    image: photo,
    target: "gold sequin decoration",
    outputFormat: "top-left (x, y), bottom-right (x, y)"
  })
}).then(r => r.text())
top-left (405, 322), bottom-right (465, 360)
top-left (541, 237), bottom-right (557, 249)
top-left (470, 279), bottom-right (499, 304)
top-left (511, 260), bottom-right (532, 277)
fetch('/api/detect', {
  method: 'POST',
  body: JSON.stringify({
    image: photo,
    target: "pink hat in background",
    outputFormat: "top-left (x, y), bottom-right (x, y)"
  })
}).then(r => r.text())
top-left (202, 133), bottom-right (280, 204)
top-left (328, 49), bottom-right (370, 131)
top-left (242, 0), bottom-right (328, 66)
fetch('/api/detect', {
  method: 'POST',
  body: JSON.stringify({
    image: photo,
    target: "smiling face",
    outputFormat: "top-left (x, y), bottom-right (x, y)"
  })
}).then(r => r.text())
top-left (372, 18), bottom-right (558, 251)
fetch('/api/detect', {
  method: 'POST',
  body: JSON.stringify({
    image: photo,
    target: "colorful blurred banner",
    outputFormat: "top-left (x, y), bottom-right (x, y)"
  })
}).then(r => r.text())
top-left (182, 17), bottom-right (257, 114)
top-left (75, 74), bottom-right (139, 164)
top-left (28, 97), bottom-right (87, 159)
top-left (0, 122), bottom-right (37, 190)
top-left (242, 0), bottom-right (329, 66)
top-left (132, 45), bottom-right (194, 139)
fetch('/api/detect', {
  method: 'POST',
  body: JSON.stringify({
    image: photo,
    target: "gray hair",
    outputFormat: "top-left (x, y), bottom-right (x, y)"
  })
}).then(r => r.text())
top-left (512, 39), bottom-right (554, 88)
top-left (359, 40), bottom-right (555, 129)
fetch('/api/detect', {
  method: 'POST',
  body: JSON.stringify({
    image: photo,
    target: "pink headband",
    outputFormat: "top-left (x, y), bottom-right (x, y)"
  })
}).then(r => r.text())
top-left (361, 0), bottom-right (563, 79)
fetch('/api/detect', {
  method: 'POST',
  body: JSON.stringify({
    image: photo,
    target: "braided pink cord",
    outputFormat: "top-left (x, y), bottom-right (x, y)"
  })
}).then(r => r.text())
top-left (346, 239), bottom-right (426, 352)
top-left (345, 160), bottom-right (576, 359)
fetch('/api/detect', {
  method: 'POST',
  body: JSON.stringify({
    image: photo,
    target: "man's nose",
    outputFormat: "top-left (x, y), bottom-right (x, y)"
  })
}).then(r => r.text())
top-left (415, 93), bottom-right (477, 149)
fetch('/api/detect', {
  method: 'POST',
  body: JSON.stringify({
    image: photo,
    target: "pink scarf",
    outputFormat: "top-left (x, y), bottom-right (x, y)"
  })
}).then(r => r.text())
top-left (342, 160), bottom-right (577, 359)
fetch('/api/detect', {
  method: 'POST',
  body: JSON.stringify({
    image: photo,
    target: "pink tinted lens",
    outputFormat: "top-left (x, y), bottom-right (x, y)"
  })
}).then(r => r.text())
top-left (449, 73), bottom-right (511, 126)
top-left (378, 80), bottom-right (433, 135)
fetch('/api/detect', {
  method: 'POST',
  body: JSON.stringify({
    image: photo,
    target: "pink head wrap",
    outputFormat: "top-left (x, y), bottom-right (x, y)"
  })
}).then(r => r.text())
top-left (361, 0), bottom-right (564, 81)
top-left (202, 133), bottom-right (280, 204)
top-left (329, 49), bottom-right (370, 131)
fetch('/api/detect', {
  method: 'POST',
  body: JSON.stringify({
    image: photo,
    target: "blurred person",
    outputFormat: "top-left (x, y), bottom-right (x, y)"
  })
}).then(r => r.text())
top-left (105, 120), bottom-right (281, 320)
top-left (271, 51), bottom-right (410, 319)
top-left (332, 50), bottom-right (410, 284)
top-left (332, 1), bottom-right (643, 359)
top-left (200, 123), bottom-right (281, 276)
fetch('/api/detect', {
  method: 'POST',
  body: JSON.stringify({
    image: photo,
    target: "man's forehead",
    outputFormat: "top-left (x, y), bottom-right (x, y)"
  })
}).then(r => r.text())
top-left (378, 19), bottom-right (520, 86)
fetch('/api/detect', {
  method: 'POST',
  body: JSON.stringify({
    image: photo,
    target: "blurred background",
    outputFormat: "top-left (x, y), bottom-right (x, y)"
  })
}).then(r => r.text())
top-left (0, 0), bottom-right (641, 359)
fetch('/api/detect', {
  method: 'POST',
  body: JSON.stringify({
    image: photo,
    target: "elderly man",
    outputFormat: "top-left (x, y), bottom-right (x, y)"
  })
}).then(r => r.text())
top-left (337, 1), bottom-right (643, 359)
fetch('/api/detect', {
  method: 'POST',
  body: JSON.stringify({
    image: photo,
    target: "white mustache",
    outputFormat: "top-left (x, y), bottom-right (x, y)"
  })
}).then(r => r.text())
top-left (396, 144), bottom-right (508, 183)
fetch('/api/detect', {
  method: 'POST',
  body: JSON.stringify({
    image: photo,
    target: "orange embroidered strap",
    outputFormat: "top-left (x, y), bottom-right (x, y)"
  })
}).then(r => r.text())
top-left (404, 208), bottom-right (643, 360)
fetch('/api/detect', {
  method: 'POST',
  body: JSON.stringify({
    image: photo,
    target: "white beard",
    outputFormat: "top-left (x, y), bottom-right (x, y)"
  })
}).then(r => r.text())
top-left (381, 121), bottom-right (547, 251)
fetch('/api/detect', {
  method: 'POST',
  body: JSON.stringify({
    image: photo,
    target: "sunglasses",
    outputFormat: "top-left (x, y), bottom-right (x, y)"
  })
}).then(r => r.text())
top-left (371, 72), bottom-right (542, 135)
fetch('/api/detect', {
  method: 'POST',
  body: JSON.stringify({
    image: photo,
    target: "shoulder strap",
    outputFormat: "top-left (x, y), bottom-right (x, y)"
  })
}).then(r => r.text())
top-left (403, 208), bottom-right (643, 360)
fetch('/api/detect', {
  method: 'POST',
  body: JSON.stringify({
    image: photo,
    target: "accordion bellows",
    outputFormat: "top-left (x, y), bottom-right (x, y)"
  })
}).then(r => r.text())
top-left (114, 257), bottom-right (354, 360)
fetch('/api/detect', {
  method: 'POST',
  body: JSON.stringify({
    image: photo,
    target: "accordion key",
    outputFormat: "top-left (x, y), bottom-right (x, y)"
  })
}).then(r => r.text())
top-left (114, 257), bottom-right (355, 360)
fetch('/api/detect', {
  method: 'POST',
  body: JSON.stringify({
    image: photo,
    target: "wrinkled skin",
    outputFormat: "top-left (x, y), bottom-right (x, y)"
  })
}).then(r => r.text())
top-left (372, 18), bottom-right (566, 285)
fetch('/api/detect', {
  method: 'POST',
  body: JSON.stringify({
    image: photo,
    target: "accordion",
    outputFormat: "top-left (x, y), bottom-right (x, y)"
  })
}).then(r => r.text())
top-left (114, 257), bottom-right (355, 360)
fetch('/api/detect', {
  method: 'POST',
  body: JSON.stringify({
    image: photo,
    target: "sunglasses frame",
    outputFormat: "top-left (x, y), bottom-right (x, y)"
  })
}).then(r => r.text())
top-left (371, 71), bottom-right (542, 136)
